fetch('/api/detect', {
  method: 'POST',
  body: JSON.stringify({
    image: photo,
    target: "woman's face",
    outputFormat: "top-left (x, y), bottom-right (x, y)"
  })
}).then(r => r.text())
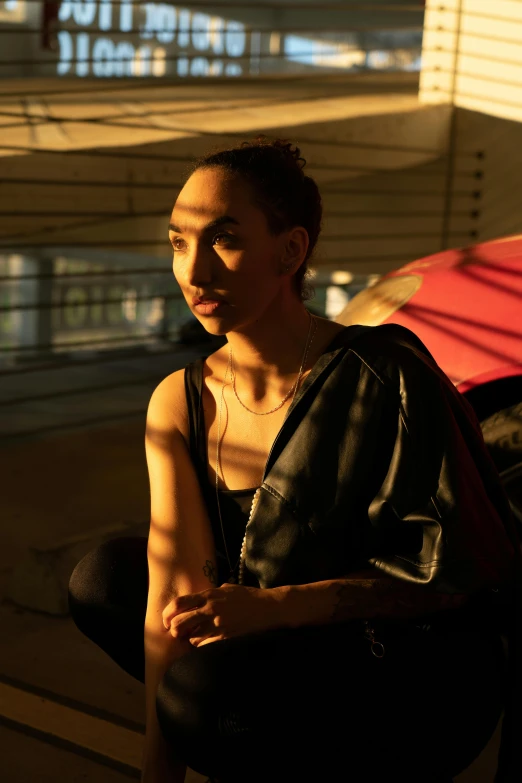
top-left (169, 166), bottom-right (305, 333)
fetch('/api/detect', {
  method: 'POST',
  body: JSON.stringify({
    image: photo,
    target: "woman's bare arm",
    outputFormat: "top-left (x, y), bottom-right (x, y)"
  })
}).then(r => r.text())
top-left (157, 571), bottom-right (470, 653)
top-left (270, 569), bottom-right (469, 631)
top-left (143, 369), bottom-right (218, 783)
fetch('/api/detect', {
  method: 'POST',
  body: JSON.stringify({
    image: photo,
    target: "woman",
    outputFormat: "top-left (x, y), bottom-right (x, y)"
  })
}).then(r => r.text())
top-left (68, 137), bottom-right (519, 783)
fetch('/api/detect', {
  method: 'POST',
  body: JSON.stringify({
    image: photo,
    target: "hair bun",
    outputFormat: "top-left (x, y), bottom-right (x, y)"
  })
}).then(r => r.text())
top-left (272, 139), bottom-right (307, 172)
top-left (243, 135), bottom-right (307, 173)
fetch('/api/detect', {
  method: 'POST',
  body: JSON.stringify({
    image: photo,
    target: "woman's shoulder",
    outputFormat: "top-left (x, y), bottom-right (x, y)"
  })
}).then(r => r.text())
top-left (147, 366), bottom-right (192, 449)
top-left (344, 323), bottom-right (435, 369)
top-left (343, 323), bottom-right (455, 404)
top-left (163, 350), bottom-right (229, 446)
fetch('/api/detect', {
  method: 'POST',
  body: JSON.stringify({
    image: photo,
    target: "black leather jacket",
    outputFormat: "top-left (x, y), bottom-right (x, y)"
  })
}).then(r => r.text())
top-left (188, 323), bottom-right (520, 781)
top-left (243, 324), bottom-right (517, 595)
top-left (243, 323), bottom-right (521, 783)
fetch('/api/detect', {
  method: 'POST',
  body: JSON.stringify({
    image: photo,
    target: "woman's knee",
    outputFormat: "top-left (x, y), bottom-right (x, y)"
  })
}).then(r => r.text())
top-left (155, 639), bottom-right (240, 745)
top-left (68, 536), bottom-right (148, 616)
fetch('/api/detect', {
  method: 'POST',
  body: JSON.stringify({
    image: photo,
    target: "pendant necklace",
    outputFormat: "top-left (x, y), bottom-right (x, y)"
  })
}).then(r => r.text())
top-left (214, 313), bottom-right (318, 584)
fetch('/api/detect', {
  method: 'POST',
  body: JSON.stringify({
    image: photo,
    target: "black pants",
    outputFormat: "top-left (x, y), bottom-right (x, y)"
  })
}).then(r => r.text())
top-left (68, 536), bottom-right (506, 783)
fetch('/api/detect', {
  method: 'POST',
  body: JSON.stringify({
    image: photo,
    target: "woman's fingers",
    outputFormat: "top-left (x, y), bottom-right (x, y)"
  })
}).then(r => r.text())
top-left (192, 636), bottom-right (213, 646)
top-left (189, 635), bottom-right (219, 647)
top-left (170, 608), bottom-right (219, 641)
top-left (162, 593), bottom-right (207, 628)
top-left (168, 610), bottom-right (199, 637)
top-left (164, 595), bottom-right (211, 625)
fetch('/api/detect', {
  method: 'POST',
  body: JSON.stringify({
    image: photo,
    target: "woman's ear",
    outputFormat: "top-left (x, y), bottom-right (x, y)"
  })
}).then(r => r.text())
top-left (279, 227), bottom-right (309, 275)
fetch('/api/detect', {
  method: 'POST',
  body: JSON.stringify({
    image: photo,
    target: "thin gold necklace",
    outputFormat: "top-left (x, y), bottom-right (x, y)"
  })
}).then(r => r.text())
top-left (215, 313), bottom-right (318, 583)
top-left (229, 313), bottom-right (316, 415)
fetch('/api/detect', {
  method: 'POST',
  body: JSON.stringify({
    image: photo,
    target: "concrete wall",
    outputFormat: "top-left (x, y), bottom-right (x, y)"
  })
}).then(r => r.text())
top-left (318, 150), bottom-right (480, 276)
top-left (418, 0), bottom-right (522, 250)
top-left (2, 0), bottom-right (521, 280)
top-left (0, 76), bottom-right (452, 278)
top-left (446, 108), bottom-right (522, 245)
top-left (420, 0), bottom-right (522, 124)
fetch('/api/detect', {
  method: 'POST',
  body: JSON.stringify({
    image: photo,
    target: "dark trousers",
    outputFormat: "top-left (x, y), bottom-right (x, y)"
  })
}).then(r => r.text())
top-left (68, 536), bottom-right (506, 783)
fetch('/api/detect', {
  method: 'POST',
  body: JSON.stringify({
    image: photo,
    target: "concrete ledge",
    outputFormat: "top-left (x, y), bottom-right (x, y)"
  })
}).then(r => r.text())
top-left (6, 521), bottom-right (149, 616)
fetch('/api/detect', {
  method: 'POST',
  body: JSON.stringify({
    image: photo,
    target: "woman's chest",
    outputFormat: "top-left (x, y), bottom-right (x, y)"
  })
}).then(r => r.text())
top-left (201, 380), bottom-right (291, 491)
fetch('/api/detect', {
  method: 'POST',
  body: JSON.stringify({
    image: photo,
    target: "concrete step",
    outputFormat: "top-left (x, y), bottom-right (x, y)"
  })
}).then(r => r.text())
top-left (0, 677), bottom-right (207, 783)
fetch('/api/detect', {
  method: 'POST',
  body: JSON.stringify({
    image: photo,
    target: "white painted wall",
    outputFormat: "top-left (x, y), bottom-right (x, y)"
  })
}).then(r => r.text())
top-left (420, 0), bottom-right (522, 123)
top-left (419, 0), bottom-right (522, 249)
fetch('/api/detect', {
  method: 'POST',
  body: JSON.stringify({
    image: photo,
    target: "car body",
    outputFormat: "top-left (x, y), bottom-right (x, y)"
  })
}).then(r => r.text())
top-left (337, 234), bottom-right (522, 393)
top-left (336, 233), bottom-right (522, 527)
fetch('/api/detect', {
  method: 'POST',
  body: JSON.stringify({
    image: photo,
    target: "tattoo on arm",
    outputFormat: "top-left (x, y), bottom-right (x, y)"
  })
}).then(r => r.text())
top-left (331, 577), bottom-right (468, 623)
top-left (203, 560), bottom-right (218, 587)
top-left (332, 580), bottom-right (374, 622)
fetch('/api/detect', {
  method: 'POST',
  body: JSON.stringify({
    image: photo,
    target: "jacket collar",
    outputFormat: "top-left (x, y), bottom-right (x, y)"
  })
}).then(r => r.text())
top-left (261, 324), bottom-right (370, 482)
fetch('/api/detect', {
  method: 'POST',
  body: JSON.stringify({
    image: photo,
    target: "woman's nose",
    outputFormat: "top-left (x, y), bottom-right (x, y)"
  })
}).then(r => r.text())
top-left (182, 246), bottom-right (214, 288)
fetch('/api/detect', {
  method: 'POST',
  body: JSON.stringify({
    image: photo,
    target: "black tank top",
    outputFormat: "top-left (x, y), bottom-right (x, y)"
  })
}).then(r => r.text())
top-left (184, 356), bottom-right (259, 586)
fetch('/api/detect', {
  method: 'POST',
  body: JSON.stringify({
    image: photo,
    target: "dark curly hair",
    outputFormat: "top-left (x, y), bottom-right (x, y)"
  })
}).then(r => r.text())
top-left (184, 135), bottom-right (321, 302)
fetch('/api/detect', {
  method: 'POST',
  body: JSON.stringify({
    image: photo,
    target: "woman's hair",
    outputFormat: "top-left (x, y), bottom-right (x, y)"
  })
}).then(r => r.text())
top-left (185, 135), bottom-right (321, 302)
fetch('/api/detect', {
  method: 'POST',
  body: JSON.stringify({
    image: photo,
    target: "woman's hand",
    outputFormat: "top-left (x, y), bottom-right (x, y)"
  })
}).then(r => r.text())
top-left (161, 583), bottom-right (285, 647)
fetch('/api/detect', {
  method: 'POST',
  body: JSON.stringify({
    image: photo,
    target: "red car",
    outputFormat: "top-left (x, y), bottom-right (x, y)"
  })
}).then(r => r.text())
top-left (336, 234), bottom-right (522, 529)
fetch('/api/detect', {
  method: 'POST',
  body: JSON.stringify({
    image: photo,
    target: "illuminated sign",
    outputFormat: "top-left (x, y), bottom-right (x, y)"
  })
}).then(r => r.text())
top-left (0, 0), bottom-right (26, 23)
top-left (57, 1), bottom-right (249, 78)
top-left (0, 2), bottom-right (423, 79)
top-left (284, 34), bottom-right (421, 72)
top-left (284, 35), bottom-right (366, 70)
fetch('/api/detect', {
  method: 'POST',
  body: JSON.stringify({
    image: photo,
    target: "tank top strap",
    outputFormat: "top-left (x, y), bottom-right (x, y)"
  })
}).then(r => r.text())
top-left (183, 356), bottom-right (209, 492)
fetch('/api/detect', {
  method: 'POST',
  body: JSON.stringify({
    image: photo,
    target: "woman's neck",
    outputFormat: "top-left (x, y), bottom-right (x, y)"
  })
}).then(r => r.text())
top-left (222, 303), bottom-right (344, 403)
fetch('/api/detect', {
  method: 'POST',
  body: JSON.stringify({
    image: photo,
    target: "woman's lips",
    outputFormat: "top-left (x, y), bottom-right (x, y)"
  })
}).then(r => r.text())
top-left (194, 300), bottom-right (226, 315)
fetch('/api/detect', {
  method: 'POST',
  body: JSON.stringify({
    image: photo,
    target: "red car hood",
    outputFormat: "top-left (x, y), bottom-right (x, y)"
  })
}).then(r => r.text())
top-left (338, 235), bottom-right (522, 390)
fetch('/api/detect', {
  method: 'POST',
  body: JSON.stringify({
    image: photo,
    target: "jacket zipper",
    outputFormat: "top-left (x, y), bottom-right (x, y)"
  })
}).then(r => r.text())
top-left (237, 487), bottom-right (261, 585)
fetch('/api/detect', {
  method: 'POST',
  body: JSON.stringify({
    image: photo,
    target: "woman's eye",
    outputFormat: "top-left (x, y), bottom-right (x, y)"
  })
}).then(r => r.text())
top-left (213, 233), bottom-right (233, 246)
top-left (170, 234), bottom-right (234, 252)
top-left (171, 238), bottom-right (185, 252)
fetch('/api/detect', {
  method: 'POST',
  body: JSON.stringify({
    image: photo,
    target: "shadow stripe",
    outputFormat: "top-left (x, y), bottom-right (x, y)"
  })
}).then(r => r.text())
top-left (0, 714), bottom-right (140, 779)
top-left (0, 671), bottom-right (145, 734)
top-left (0, 408), bottom-right (147, 445)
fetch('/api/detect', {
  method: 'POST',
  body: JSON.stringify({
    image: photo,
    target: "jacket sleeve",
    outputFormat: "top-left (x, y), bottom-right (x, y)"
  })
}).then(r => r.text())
top-left (365, 339), bottom-right (517, 595)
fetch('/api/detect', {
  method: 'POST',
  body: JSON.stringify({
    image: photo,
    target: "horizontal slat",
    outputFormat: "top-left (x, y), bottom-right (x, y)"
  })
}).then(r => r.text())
top-left (462, 0), bottom-right (522, 25)
top-left (0, 681), bottom-right (207, 782)
top-left (0, 681), bottom-right (143, 770)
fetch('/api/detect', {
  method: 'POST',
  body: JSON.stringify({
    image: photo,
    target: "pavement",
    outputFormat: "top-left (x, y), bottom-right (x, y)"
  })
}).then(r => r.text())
top-left (0, 340), bottom-right (505, 782)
